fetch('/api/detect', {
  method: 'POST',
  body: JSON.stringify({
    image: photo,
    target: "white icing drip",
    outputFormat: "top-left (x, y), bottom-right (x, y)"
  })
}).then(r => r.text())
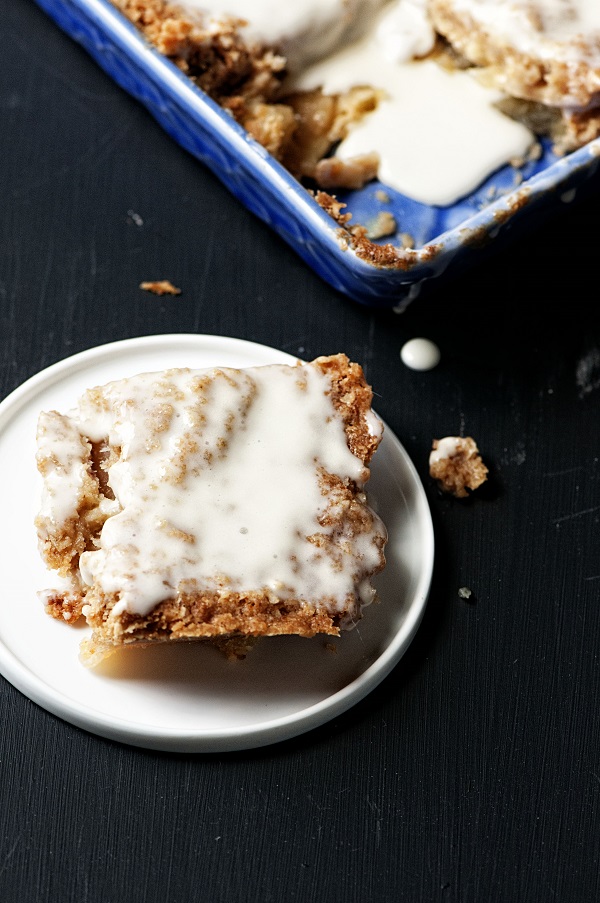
top-left (376, 0), bottom-right (436, 63)
top-left (289, 5), bottom-right (534, 206)
top-left (43, 364), bottom-right (385, 618)
top-left (429, 436), bottom-right (461, 464)
top-left (400, 338), bottom-right (441, 370)
top-left (365, 409), bottom-right (384, 439)
top-left (181, 0), bottom-right (388, 73)
top-left (36, 411), bottom-right (88, 525)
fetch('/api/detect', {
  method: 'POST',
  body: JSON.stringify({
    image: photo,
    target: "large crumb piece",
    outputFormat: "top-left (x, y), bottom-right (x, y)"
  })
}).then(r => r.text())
top-left (35, 355), bottom-right (388, 667)
top-left (314, 152), bottom-right (381, 191)
top-left (364, 211), bottom-right (398, 240)
top-left (139, 280), bottom-right (181, 296)
top-left (429, 436), bottom-right (488, 498)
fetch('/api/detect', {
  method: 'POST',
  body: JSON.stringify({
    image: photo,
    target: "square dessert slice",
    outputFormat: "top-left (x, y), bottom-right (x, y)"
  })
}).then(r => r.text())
top-left (35, 354), bottom-right (387, 666)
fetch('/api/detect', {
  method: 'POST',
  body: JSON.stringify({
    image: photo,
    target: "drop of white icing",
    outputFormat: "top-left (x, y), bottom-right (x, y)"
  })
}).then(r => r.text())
top-left (400, 338), bottom-right (441, 371)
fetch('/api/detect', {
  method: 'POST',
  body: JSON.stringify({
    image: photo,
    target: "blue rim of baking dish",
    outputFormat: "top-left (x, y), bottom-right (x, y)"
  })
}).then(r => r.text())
top-left (33, 0), bottom-right (600, 308)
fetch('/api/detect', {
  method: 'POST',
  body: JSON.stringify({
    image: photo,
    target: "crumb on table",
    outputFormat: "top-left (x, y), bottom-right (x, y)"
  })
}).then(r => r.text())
top-left (139, 280), bottom-right (181, 296)
top-left (429, 436), bottom-right (488, 498)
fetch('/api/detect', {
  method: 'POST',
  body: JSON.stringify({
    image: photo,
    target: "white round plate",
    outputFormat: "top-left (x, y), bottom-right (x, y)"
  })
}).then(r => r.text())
top-left (0, 334), bottom-right (434, 753)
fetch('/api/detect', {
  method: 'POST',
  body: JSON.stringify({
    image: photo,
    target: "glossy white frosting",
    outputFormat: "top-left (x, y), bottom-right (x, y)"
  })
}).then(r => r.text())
top-left (37, 411), bottom-right (89, 525)
top-left (289, 1), bottom-right (534, 205)
top-left (39, 365), bottom-right (385, 619)
top-left (429, 436), bottom-right (461, 464)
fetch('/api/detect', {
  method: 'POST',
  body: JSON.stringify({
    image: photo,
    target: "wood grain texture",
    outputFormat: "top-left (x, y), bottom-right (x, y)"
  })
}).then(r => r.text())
top-left (1, 2), bottom-right (600, 901)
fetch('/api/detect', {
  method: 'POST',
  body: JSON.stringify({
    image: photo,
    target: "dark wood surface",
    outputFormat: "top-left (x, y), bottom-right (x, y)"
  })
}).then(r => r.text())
top-left (2, 2), bottom-right (600, 901)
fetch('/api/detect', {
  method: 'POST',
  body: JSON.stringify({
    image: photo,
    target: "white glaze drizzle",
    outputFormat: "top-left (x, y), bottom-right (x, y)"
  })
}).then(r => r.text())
top-left (288, 2), bottom-right (534, 206)
top-left (40, 365), bottom-right (386, 619)
top-left (36, 411), bottom-right (89, 525)
top-left (400, 338), bottom-right (441, 371)
top-left (429, 435), bottom-right (461, 464)
top-left (376, 0), bottom-right (437, 63)
top-left (447, 0), bottom-right (600, 70)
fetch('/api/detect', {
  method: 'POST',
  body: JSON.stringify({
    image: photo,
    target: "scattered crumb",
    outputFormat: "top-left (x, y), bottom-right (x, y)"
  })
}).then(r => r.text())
top-left (314, 152), bottom-right (380, 191)
top-left (127, 209), bottom-right (144, 227)
top-left (366, 211), bottom-right (397, 240)
top-left (575, 348), bottom-right (600, 398)
top-left (429, 436), bottom-right (488, 498)
top-left (324, 642), bottom-right (338, 654)
top-left (528, 142), bottom-right (543, 162)
top-left (375, 189), bottom-right (390, 203)
top-left (312, 190), bottom-right (353, 226)
top-left (139, 280), bottom-right (182, 296)
top-left (398, 232), bottom-right (415, 250)
top-left (458, 586), bottom-right (472, 600)
top-left (212, 636), bottom-right (257, 661)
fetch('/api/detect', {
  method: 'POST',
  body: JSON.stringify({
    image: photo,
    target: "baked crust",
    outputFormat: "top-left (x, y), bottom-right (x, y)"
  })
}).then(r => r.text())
top-left (429, 0), bottom-right (600, 111)
top-left (103, 0), bottom-right (600, 266)
top-left (109, 0), bottom-right (385, 183)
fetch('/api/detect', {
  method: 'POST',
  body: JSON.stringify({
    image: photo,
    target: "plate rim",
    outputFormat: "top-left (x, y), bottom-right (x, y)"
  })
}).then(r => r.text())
top-left (0, 333), bottom-right (434, 752)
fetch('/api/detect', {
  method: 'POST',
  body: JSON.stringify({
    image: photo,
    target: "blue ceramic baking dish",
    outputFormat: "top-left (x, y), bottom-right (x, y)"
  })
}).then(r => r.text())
top-left (33, 0), bottom-right (600, 308)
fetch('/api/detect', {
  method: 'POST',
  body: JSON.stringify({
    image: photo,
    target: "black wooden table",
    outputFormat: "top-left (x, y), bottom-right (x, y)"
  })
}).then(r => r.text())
top-left (2, 3), bottom-right (600, 901)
